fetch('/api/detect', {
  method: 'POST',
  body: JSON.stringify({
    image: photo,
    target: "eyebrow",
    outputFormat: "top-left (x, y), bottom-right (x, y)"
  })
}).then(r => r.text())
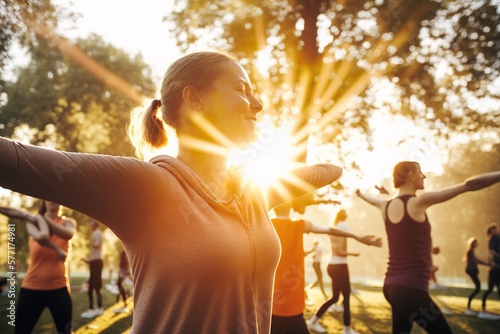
top-left (233, 79), bottom-right (253, 93)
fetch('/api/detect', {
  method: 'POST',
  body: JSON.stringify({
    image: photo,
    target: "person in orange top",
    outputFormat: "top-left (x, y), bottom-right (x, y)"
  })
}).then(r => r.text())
top-left (271, 197), bottom-right (382, 334)
top-left (0, 200), bottom-right (76, 334)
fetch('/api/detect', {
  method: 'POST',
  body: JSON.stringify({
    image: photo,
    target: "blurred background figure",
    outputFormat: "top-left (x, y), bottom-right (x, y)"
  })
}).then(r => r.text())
top-left (114, 247), bottom-right (133, 314)
top-left (306, 239), bottom-right (328, 300)
top-left (0, 201), bottom-right (76, 334)
top-left (81, 220), bottom-right (104, 318)
top-left (463, 237), bottom-right (491, 316)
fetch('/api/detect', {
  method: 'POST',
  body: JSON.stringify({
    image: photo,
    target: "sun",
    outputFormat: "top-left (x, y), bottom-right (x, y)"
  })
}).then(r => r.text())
top-left (228, 118), bottom-right (296, 191)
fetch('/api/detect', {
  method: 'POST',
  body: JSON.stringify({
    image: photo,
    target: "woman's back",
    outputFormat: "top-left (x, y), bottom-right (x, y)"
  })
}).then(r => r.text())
top-left (384, 195), bottom-right (432, 292)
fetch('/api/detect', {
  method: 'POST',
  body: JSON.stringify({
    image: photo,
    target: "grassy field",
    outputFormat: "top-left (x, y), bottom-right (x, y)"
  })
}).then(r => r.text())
top-left (0, 277), bottom-right (499, 333)
top-left (304, 284), bottom-right (500, 334)
top-left (0, 276), bottom-right (133, 334)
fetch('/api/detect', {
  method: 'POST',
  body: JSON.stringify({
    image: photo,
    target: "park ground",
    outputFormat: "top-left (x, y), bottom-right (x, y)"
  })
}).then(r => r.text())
top-left (0, 276), bottom-right (499, 333)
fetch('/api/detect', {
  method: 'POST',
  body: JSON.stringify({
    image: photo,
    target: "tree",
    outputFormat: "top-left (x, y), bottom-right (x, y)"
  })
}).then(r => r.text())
top-left (167, 0), bottom-right (500, 162)
top-left (0, 0), bottom-right (74, 91)
top-left (0, 34), bottom-right (156, 155)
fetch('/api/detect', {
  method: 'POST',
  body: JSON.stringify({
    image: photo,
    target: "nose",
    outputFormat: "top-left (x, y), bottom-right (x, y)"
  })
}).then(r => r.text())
top-left (250, 95), bottom-right (263, 114)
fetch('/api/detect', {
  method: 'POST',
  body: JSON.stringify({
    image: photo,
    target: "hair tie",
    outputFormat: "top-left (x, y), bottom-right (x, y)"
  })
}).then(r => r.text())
top-left (152, 99), bottom-right (162, 110)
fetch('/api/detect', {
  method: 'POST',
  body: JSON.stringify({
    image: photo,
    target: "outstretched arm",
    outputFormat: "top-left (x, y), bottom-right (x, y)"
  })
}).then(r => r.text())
top-left (475, 255), bottom-right (491, 266)
top-left (306, 222), bottom-right (382, 247)
top-left (355, 189), bottom-right (386, 210)
top-left (416, 171), bottom-right (500, 209)
top-left (267, 164), bottom-right (342, 209)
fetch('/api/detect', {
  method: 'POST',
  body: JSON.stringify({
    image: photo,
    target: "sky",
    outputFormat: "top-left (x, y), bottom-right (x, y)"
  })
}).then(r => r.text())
top-left (54, 0), bottom-right (182, 83)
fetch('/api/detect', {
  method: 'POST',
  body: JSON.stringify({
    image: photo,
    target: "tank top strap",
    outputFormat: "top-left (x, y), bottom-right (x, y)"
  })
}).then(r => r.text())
top-left (385, 195), bottom-right (415, 222)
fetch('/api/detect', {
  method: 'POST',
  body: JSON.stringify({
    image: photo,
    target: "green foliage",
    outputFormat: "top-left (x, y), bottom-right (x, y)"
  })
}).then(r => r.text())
top-left (167, 0), bottom-right (500, 159)
top-left (0, 34), bottom-right (156, 155)
top-left (0, 0), bottom-right (74, 91)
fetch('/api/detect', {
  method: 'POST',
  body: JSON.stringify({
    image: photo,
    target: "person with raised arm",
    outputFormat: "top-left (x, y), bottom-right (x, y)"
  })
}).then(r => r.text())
top-left (355, 161), bottom-right (500, 333)
top-left (0, 201), bottom-right (76, 333)
top-left (271, 198), bottom-right (381, 334)
top-left (462, 236), bottom-right (491, 316)
top-left (306, 209), bottom-right (372, 334)
top-left (480, 223), bottom-right (500, 319)
top-left (306, 239), bottom-right (328, 300)
top-left (0, 51), bottom-right (344, 333)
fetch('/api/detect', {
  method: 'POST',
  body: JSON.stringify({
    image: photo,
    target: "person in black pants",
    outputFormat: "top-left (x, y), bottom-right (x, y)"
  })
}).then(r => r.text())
top-left (356, 161), bottom-right (500, 334)
top-left (463, 237), bottom-right (490, 316)
top-left (114, 248), bottom-right (132, 313)
top-left (480, 223), bottom-right (500, 320)
top-left (81, 220), bottom-right (104, 318)
top-left (1, 201), bottom-right (76, 334)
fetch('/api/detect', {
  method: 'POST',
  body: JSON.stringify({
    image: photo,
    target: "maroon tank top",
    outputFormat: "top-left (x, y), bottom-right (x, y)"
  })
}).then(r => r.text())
top-left (384, 195), bottom-right (432, 292)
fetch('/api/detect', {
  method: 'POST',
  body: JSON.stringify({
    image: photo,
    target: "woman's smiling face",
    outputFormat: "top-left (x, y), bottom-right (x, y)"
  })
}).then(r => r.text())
top-left (199, 61), bottom-right (263, 147)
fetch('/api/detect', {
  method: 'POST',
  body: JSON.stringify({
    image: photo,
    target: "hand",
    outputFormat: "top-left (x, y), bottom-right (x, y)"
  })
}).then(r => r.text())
top-left (375, 185), bottom-right (390, 195)
top-left (358, 235), bottom-right (383, 247)
top-left (355, 188), bottom-right (361, 197)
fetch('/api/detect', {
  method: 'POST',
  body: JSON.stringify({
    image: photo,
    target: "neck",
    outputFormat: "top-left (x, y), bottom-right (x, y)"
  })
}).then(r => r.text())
top-left (177, 147), bottom-right (231, 200)
top-left (395, 183), bottom-right (417, 197)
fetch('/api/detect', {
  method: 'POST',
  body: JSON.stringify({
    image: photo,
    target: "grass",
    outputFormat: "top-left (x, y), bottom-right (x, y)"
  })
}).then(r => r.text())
top-left (0, 276), bottom-right (132, 334)
top-left (304, 283), bottom-right (500, 334)
top-left (0, 277), bottom-right (499, 333)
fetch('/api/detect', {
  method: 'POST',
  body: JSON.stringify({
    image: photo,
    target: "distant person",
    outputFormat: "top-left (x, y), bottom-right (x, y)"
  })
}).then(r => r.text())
top-left (0, 201), bottom-right (76, 334)
top-left (463, 237), bottom-right (490, 316)
top-left (356, 161), bottom-right (500, 333)
top-left (81, 221), bottom-right (104, 318)
top-left (480, 223), bottom-right (500, 320)
top-left (429, 246), bottom-right (446, 290)
top-left (114, 248), bottom-right (132, 313)
top-left (306, 240), bottom-right (328, 299)
top-left (271, 200), bottom-right (381, 334)
top-left (307, 209), bottom-right (370, 334)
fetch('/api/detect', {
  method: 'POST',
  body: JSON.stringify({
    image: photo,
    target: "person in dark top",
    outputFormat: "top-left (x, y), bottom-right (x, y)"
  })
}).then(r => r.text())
top-left (480, 223), bottom-right (500, 319)
top-left (114, 248), bottom-right (132, 313)
top-left (356, 161), bottom-right (500, 334)
top-left (463, 237), bottom-right (490, 316)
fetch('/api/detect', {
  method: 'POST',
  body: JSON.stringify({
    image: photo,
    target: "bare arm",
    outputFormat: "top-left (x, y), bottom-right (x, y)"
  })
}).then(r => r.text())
top-left (43, 214), bottom-right (75, 240)
top-left (306, 222), bottom-right (382, 247)
top-left (355, 189), bottom-right (386, 210)
top-left (304, 248), bottom-right (314, 256)
top-left (416, 171), bottom-right (500, 210)
top-left (267, 164), bottom-right (342, 209)
top-left (26, 215), bottom-right (68, 260)
top-left (475, 255), bottom-right (491, 266)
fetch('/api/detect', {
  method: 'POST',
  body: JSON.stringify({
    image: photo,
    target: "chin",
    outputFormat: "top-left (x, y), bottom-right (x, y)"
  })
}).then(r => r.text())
top-left (234, 133), bottom-right (257, 148)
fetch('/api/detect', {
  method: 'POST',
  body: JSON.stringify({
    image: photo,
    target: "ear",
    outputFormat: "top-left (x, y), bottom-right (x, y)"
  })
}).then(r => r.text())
top-left (182, 86), bottom-right (203, 110)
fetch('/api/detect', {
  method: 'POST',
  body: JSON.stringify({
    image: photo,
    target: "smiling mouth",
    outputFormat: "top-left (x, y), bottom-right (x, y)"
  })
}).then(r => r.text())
top-left (246, 118), bottom-right (257, 126)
